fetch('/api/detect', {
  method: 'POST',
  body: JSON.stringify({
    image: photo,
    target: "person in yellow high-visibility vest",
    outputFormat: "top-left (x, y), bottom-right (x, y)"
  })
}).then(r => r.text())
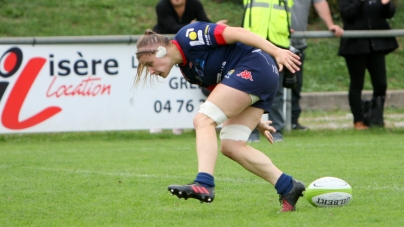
top-left (243, 0), bottom-right (293, 142)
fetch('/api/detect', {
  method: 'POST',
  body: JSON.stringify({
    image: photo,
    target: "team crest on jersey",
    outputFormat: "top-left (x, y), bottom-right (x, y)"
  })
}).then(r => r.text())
top-left (225, 69), bottom-right (235, 79)
top-left (237, 70), bottom-right (253, 81)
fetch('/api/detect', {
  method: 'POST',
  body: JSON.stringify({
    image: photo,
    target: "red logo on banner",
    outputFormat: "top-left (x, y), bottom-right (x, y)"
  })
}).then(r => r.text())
top-left (0, 47), bottom-right (62, 130)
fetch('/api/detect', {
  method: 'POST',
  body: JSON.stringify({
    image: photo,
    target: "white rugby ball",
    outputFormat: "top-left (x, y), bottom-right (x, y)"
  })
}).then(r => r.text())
top-left (305, 177), bottom-right (352, 208)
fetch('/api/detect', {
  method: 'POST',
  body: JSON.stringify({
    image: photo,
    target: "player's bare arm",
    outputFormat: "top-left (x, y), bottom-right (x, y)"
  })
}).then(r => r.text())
top-left (221, 26), bottom-right (301, 73)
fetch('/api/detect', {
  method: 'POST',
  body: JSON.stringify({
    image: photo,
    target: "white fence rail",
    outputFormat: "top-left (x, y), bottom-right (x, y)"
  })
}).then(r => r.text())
top-left (1, 30), bottom-right (403, 45)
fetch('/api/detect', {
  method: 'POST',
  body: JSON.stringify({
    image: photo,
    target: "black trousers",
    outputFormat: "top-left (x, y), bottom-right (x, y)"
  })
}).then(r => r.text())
top-left (291, 49), bottom-right (305, 125)
top-left (343, 52), bottom-right (387, 123)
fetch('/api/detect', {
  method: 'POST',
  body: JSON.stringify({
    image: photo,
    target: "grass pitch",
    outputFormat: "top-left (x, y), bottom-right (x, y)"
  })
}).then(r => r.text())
top-left (1, 128), bottom-right (404, 226)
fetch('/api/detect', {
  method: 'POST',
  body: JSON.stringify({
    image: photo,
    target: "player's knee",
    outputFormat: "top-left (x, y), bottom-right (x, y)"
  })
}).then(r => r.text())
top-left (220, 124), bottom-right (251, 157)
top-left (197, 101), bottom-right (228, 126)
top-left (220, 140), bottom-right (239, 158)
top-left (220, 124), bottom-right (252, 141)
top-left (193, 113), bottom-right (216, 130)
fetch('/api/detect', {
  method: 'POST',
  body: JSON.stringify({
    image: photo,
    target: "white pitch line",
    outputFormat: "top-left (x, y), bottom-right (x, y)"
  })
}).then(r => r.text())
top-left (354, 185), bottom-right (404, 191)
top-left (23, 166), bottom-right (172, 178)
top-left (21, 166), bottom-right (404, 191)
top-left (22, 166), bottom-right (268, 184)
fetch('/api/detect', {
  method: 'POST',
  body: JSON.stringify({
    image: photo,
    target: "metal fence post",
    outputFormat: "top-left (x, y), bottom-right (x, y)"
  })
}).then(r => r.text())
top-left (284, 88), bottom-right (292, 131)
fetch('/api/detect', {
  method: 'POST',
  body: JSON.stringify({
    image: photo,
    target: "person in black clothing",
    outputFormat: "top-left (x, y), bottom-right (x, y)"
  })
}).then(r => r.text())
top-left (151, 0), bottom-right (226, 135)
top-left (338, 0), bottom-right (398, 130)
top-left (153, 0), bottom-right (227, 34)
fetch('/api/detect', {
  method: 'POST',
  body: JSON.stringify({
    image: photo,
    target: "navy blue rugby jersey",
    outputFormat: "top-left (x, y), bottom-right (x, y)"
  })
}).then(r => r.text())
top-left (172, 22), bottom-right (257, 87)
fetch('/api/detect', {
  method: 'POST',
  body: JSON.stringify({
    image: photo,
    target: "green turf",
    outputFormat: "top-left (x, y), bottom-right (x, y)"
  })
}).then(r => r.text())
top-left (1, 1), bottom-right (403, 225)
top-left (1, 129), bottom-right (403, 226)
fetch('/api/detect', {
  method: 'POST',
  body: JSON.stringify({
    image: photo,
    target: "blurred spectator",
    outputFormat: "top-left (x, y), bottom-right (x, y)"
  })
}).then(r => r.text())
top-left (291, 0), bottom-right (344, 130)
top-left (338, 0), bottom-right (398, 130)
top-left (153, 0), bottom-right (227, 34)
top-left (242, 0), bottom-right (294, 142)
top-left (150, 0), bottom-right (227, 135)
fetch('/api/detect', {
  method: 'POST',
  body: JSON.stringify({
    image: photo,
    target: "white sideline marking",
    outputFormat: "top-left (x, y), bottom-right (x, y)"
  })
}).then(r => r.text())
top-left (24, 166), bottom-right (267, 183)
top-left (355, 185), bottom-right (404, 191)
top-left (21, 166), bottom-right (404, 191)
top-left (24, 166), bottom-right (172, 178)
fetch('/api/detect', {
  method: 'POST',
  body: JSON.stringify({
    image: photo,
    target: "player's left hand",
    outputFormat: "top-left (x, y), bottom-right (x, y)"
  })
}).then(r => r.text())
top-left (273, 48), bottom-right (301, 73)
top-left (257, 120), bottom-right (276, 144)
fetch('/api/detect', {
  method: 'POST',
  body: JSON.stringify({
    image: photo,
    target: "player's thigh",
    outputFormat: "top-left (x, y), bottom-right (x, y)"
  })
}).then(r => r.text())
top-left (223, 106), bottom-right (264, 131)
top-left (205, 83), bottom-right (252, 119)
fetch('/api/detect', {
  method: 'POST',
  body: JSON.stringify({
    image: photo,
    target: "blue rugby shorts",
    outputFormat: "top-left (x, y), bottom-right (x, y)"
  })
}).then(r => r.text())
top-left (221, 50), bottom-right (279, 113)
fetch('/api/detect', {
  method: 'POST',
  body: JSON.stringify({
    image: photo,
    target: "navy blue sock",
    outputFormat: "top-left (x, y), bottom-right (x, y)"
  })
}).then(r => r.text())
top-left (275, 173), bottom-right (293, 196)
top-left (194, 172), bottom-right (215, 188)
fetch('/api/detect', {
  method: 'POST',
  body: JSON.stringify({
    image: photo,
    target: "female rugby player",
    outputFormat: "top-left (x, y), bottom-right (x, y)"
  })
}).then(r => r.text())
top-left (135, 22), bottom-right (305, 212)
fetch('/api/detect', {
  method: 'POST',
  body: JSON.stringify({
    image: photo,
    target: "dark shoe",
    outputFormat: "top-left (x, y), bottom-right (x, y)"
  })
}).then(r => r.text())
top-left (362, 96), bottom-right (385, 127)
top-left (271, 132), bottom-right (284, 142)
top-left (279, 179), bottom-right (305, 212)
top-left (292, 123), bottom-right (308, 130)
top-left (168, 182), bottom-right (215, 204)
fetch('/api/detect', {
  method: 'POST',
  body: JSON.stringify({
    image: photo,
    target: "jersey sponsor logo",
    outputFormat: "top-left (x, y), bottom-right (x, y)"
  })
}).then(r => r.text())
top-left (204, 25), bottom-right (212, 45)
top-left (224, 69), bottom-right (235, 79)
top-left (189, 31), bottom-right (197, 40)
top-left (186, 28), bottom-right (205, 46)
top-left (216, 61), bottom-right (226, 82)
top-left (237, 70), bottom-right (253, 81)
top-left (204, 25), bottom-right (210, 34)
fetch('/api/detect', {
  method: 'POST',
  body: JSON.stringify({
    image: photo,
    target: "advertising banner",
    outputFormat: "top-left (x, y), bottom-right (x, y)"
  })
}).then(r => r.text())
top-left (0, 44), bottom-right (206, 134)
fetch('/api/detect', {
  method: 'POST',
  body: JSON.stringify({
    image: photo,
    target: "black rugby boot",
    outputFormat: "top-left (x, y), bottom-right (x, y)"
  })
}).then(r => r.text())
top-left (168, 182), bottom-right (215, 204)
top-left (279, 179), bottom-right (305, 212)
